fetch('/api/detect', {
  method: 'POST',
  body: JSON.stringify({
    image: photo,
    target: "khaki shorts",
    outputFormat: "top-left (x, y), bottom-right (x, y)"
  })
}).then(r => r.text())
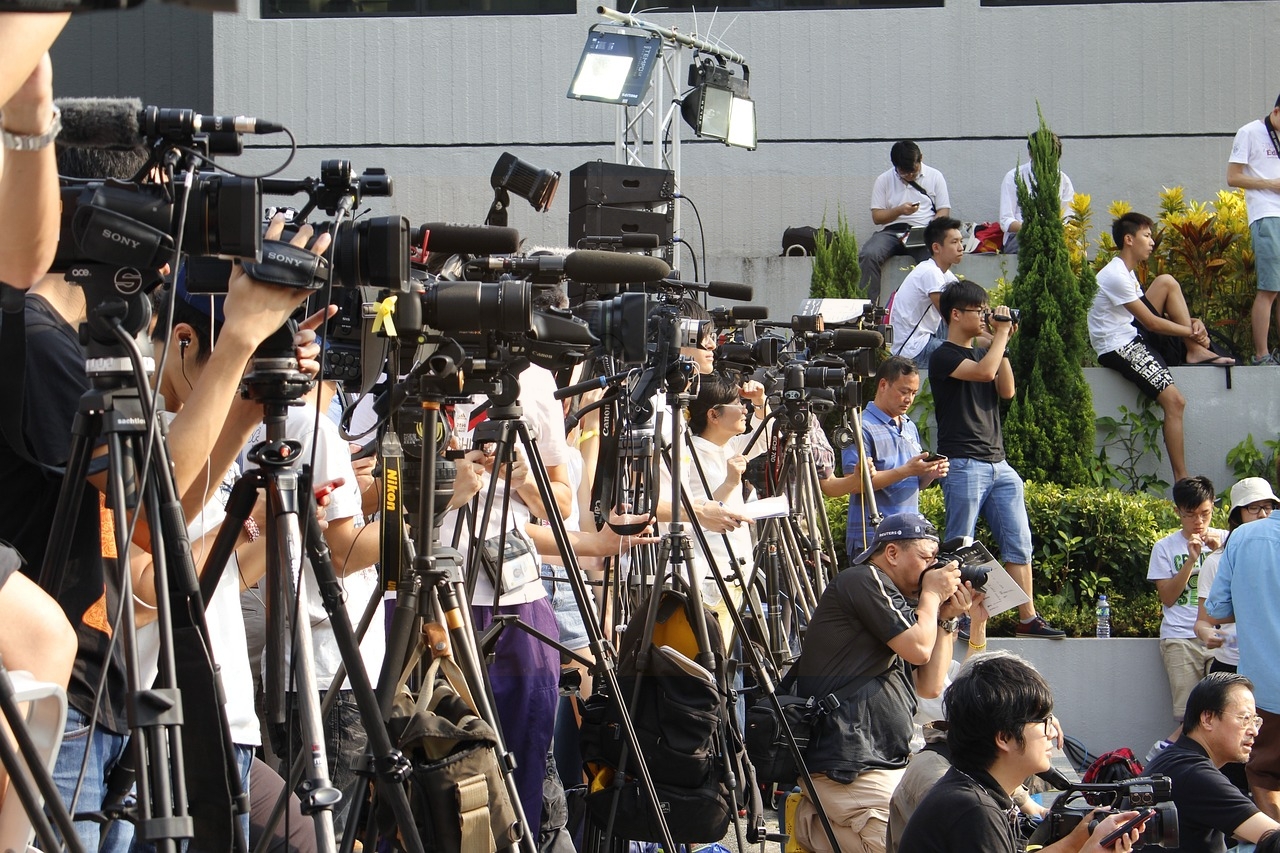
top-left (796, 768), bottom-right (906, 853)
top-left (1160, 638), bottom-right (1214, 721)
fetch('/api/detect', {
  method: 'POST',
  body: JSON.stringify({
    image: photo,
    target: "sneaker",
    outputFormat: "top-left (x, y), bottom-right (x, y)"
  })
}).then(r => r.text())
top-left (1144, 738), bottom-right (1174, 764)
top-left (1251, 353), bottom-right (1279, 366)
top-left (1016, 615), bottom-right (1066, 639)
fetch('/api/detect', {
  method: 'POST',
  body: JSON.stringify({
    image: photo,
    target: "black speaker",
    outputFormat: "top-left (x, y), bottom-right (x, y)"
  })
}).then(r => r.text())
top-left (568, 204), bottom-right (673, 248)
top-left (568, 161), bottom-right (674, 211)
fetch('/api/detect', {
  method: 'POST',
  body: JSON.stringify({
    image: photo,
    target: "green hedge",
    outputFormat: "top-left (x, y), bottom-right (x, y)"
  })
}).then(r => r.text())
top-left (824, 482), bottom-right (1206, 637)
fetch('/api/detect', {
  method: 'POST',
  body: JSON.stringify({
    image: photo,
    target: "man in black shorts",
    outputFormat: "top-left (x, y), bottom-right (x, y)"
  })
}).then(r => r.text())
top-left (1087, 212), bottom-right (1232, 482)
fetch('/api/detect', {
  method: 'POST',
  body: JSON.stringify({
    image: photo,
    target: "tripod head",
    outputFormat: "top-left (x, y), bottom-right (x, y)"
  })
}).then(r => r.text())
top-left (66, 262), bottom-right (162, 385)
top-left (240, 319), bottom-right (314, 429)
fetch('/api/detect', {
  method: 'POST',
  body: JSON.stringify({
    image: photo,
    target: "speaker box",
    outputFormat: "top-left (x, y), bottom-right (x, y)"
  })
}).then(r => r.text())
top-left (568, 205), bottom-right (674, 248)
top-left (568, 161), bottom-right (675, 210)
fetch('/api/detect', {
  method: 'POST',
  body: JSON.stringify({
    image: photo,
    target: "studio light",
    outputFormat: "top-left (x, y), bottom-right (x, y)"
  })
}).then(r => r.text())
top-left (680, 57), bottom-right (757, 151)
top-left (566, 24), bottom-right (663, 107)
top-left (486, 152), bottom-right (560, 227)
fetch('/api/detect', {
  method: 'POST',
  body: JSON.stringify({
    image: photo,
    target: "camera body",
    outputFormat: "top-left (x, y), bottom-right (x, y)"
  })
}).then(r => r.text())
top-left (1028, 777), bottom-right (1179, 849)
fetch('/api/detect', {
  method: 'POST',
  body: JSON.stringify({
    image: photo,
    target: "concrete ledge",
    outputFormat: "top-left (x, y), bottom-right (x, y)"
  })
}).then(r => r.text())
top-left (981, 638), bottom-right (1173, 759)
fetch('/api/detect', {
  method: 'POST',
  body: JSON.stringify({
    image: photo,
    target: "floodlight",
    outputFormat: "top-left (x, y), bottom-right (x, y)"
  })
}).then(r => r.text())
top-left (486, 152), bottom-right (560, 227)
top-left (567, 24), bottom-right (663, 107)
top-left (680, 58), bottom-right (757, 151)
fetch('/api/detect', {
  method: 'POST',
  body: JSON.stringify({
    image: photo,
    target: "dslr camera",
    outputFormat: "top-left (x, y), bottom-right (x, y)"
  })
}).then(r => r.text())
top-left (1028, 776), bottom-right (1179, 849)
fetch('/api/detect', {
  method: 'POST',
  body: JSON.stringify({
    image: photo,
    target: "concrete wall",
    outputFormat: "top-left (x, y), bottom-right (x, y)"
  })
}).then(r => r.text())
top-left (195, 0), bottom-right (1277, 279)
top-left (984, 638), bottom-right (1175, 762)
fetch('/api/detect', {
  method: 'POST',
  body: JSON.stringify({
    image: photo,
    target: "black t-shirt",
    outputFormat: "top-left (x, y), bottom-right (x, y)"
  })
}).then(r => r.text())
top-left (897, 765), bottom-right (1018, 853)
top-left (792, 562), bottom-right (919, 777)
top-left (1144, 736), bottom-right (1258, 853)
top-left (929, 341), bottom-right (1005, 462)
top-left (0, 295), bottom-right (128, 733)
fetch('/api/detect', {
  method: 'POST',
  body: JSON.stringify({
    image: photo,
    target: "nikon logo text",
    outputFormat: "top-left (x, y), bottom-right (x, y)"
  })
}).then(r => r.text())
top-left (102, 229), bottom-right (141, 250)
top-left (267, 251), bottom-right (305, 267)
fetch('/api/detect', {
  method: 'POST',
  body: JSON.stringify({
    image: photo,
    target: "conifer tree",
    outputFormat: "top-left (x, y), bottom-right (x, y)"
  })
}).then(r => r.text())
top-left (811, 209), bottom-right (862, 299)
top-left (1004, 111), bottom-right (1097, 486)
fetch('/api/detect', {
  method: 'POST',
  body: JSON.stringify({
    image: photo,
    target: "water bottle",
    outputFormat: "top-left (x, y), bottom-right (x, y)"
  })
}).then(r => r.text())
top-left (1095, 594), bottom-right (1111, 639)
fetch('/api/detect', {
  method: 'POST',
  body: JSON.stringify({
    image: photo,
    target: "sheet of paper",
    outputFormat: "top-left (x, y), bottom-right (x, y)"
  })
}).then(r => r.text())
top-left (741, 495), bottom-right (790, 520)
top-left (944, 540), bottom-right (1030, 617)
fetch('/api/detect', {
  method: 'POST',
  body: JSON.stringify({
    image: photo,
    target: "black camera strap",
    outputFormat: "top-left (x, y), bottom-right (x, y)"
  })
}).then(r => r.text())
top-left (906, 178), bottom-right (937, 214)
top-left (1264, 115), bottom-right (1280, 163)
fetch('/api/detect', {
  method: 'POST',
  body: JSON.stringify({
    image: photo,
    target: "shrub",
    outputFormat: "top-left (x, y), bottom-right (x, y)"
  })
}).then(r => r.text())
top-left (810, 208), bottom-right (862, 299)
top-left (824, 481), bottom-right (1181, 637)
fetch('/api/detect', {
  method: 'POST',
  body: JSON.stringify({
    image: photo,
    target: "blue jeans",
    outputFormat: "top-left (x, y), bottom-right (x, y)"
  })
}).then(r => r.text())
top-left (283, 690), bottom-right (368, 838)
top-left (234, 745), bottom-right (253, 850)
top-left (940, 458), bottom-right (1033, 565)
top-left (50, 706), bottom-right (133, 853)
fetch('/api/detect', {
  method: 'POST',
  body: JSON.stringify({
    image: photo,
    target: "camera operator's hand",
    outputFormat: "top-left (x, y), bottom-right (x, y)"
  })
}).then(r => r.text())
top-left (986, 305), bottom-right (1016, 339)
top-left (220, 214), bottom-right (331, 349)
top-left (293, 306), bottom-right (338, 381)
top-left (939, 581), bottom-right (976, 621)
top-left (445, 449), bottom-right (487, 511)
top-left (1076, 809), bottom-right (1147, 853)
top-left (740, 379), bottom-right (766, 407)
top-left (695, 499), bottom-right (750, 534)
top-left (920, 559), bottom-right (961, 604)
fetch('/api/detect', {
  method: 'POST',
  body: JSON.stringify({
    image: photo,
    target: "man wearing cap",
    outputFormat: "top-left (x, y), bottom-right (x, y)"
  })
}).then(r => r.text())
top-left (789, 512), bottom-right (970, 853)
top-left (1206, 482), bottom-right (1280, 820)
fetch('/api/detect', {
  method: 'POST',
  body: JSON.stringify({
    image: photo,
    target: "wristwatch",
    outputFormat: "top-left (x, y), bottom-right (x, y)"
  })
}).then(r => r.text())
top-left (1, 104), bottom-right (62, 152)
top-left (938, 617), bottom-right (960, 635)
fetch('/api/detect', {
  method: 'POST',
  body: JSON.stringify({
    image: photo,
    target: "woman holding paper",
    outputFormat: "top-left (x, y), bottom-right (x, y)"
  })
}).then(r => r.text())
top-left (683, 375), bottom-right (768, 643)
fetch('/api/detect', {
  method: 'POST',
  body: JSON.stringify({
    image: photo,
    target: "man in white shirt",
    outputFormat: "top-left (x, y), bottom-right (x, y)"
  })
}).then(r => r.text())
top-left (1087, 212), bottom-right (1232, 483)
top-left (998, 133), bottom-right (1075, 254)
top-left (888, 216), bottom-right (963, 367)
top-left (1227, 95), bottom-right (1280, 365)
top-left (858, 140), bottom-right (951, 306)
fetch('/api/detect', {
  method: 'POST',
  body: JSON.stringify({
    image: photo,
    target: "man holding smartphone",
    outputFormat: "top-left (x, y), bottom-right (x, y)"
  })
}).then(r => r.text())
top-left (823, 355), bottom-right (948, 560)
top-left (858, 140), bottom-right (951, 306)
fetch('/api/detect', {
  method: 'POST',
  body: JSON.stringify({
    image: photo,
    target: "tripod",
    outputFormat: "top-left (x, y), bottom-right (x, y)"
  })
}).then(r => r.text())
top-left (37, 265), bottom-right (241, 853)
top-left (191, 325), bottom-right (423, 853)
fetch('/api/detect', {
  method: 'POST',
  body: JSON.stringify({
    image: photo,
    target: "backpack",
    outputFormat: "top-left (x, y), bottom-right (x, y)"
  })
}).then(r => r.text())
top-left (1081, 747), bottom-right (1144, 785)
top-left (578, 588), bottom-right (754, 844)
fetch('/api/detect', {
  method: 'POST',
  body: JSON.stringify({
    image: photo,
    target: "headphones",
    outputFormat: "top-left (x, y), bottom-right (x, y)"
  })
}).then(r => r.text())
top-left (178, 336), bottom-right (191, 356)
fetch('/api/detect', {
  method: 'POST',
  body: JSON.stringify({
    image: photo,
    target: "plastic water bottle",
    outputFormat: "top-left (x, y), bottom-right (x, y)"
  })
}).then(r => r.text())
top-left (1095, 594), bottom-right (1111, 639)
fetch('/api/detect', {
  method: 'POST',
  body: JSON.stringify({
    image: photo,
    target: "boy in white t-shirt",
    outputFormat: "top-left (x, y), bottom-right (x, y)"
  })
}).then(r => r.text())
top-left (1147, 475), bottom-right (1224, 757)
top-left (1087, 212), bottom-right (1232, 482)
top-left (1227, 95), bottom-right (1280, 364)
top-left (888, 215), bottom-right (963, 367)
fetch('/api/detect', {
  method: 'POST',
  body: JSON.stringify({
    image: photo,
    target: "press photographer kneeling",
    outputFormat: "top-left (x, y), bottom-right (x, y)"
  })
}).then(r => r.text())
top-left (787, 512), bottom-right (970, 853)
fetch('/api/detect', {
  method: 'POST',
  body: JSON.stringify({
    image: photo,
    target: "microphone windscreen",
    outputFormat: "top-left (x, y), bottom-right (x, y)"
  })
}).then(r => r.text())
top-left (413, 222), bottom-right (520, 256)
top-left (831, 328), bottom-right (886, 350)
top-left (56, 98), bottom-right (144, 149)
top-left (725, 305), bottom-right (769, 321)
top-left (564, 250), bottom-right (670, 284)
top-left (706, 280), bottom-right (754, 301)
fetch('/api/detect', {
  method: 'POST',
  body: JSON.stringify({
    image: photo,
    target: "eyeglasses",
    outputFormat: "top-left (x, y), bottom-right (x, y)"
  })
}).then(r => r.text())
top-left (1177, 507), bottom-right (1214, 521)
top-left (714, 401), bottom-right (747, 412)
top-left (956, 307), bottom-right (988, 315)
top-left (1228, 711), bottom-right (1264, 731)
top-left (1242, 502), bottom-right (1276, 517)
top-left (1024, 715), bottom-right (1059, 739)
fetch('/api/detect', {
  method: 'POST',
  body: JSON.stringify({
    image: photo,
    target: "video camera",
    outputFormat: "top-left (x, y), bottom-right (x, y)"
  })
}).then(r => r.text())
top-left (1028, 776), bottom-right (1179, 849)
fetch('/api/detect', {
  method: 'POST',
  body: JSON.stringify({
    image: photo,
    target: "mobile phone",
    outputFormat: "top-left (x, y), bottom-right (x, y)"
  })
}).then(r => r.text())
top-left (1099, 808), bottom-right (1152, 848)
top-left (314, 478), bottom-right (345, 501)
top-left (924, 452), bottom-right (947, 463)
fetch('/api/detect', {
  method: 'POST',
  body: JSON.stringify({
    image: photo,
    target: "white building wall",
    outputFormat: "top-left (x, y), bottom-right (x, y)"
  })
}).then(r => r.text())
top-left (210, 0), bottom-right (1278, 281)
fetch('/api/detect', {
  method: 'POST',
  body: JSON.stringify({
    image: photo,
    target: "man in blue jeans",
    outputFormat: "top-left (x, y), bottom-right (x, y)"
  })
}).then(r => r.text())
top-left (928, 280), bottom-right (1064, 638)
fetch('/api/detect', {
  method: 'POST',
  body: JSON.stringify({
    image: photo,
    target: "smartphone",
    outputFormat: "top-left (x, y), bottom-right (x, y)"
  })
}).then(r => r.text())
top-left (1099, 808), bottom-right (1152, 848)
top-left (924, 452), bottom-right (947, 463)
top-left (314, 478), bottom-right (346, 501)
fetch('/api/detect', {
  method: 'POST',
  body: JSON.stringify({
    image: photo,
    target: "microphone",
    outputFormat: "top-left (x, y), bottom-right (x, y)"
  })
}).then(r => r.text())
top-left (577, 234), bottom-right (662, 249)
top-left (56, 97), bottom-right (145, 149)
top-left (831, 328), bottom-right (886, 350)
top-left (563, 250), bottom-right (670, 284)
top-left (56, 98), bottom-right (284, 149)
top-left (706, 280), bottom-right (754, 301)
top-left (709, 305), bottom-right (769, 324)
top-left (413, 222), bottom-right (521, 256)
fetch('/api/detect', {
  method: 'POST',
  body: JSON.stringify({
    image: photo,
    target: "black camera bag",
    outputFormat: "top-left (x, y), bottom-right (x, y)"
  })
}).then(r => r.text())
top-left (744, 692), bottom-right (821, 786)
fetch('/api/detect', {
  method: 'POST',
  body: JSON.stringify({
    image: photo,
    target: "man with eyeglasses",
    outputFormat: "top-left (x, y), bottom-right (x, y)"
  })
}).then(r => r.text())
top-left (1145, 673), bottom-right (1280, 852)
top-left (789, 512), bottom-right (970, 853)
top-left (1207, 501), bottom-right (1280, 820)
top-left (1148, 476), bottom-right (1225, 760)
top-left (858, 140), bottom-right (951, 306)
top-left (898, 654), bottom-right (1145, 853)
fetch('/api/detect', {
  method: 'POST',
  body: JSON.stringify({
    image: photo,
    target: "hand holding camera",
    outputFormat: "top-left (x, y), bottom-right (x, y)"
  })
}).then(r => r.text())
top-left (920, 558), bottom-right (961, 603)
top-left (222, 214), bottom-right (333, 350)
